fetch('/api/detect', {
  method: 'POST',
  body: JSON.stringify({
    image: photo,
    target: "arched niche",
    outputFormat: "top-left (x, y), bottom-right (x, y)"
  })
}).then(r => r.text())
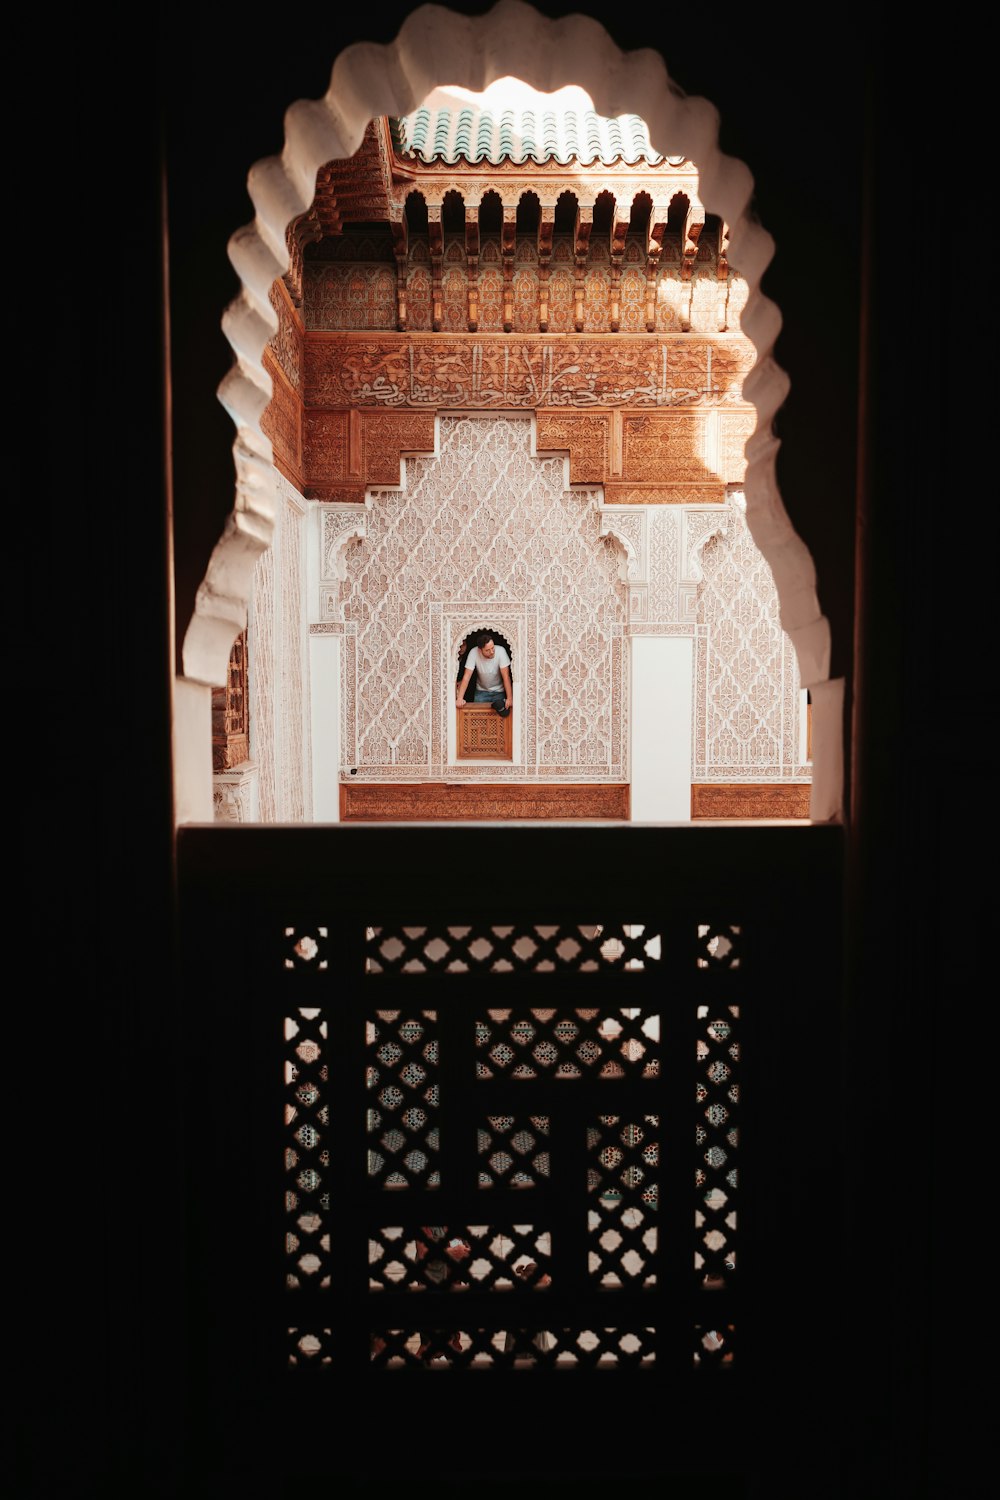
top-left (182, 0), bottom-right (836, 823)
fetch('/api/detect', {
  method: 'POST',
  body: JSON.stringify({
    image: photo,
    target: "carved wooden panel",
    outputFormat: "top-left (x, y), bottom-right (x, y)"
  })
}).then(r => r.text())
top-left (604, 483), bottom-right (725, 505)
top-left (690, 785), bottom-right (811, 819)
top-left (261, 350), bottom-right (303, 487)
top-left (457, 704), bottom-right (513, 761)
top-left (340, 784), bottom-right (630, 820)
top-left (305, 335), bottom-right (755, 411)
top-left (623, 412), bottom-right (711, 484)
top-left (535, 411), bottom-right (608, 483)
top-left (303, 409), bottom-right (349, 484)
top-left (363, 411), bottom-right (437, 485)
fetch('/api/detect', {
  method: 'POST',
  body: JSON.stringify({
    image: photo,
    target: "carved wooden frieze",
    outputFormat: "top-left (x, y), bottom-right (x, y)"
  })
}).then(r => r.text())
top-left (604, 483), bottom-right (725, 505)
top-left (691, 784), bottom-right (810, 819)
top-left (340, 783), bottom-right (630, 821)
top-left (305, 335), bottom-right (755, 410)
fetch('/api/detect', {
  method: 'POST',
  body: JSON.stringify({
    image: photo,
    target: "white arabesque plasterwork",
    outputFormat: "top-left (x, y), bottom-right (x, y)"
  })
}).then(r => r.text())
top-left (329, 414), bottom-right (627, 782)
top-left (319, 416), bottom-right (807, 791)
top-left (691, 492), bottom-right (808, 782)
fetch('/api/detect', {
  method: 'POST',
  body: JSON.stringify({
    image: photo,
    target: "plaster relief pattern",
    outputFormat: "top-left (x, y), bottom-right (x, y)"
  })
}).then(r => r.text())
top-left (693, 495), bottom-right (808, 783)
top-left (339, 416), bottom-right (626, 781)
top-left (647, 509), bottom-right (681, 622)
top-left (251, 534), bottom-right (276, 821)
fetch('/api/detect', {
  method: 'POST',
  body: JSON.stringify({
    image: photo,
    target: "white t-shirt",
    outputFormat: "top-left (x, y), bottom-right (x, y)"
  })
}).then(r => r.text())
top-left (466, 644), bottom-right (510, 693)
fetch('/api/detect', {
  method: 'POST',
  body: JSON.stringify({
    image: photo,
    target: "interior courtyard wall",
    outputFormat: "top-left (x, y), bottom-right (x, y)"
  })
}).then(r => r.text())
top-left (333, 412), bottom-right (626, 782)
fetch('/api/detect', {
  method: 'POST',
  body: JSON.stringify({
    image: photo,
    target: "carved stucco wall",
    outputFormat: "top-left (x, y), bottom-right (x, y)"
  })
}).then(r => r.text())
top-left (248, 473), bottom-right (312, 820)
top-left (327, 414), bottom-right (626, 781)
top-left (693, 496), bottom-right (808, 781)
top-left (321, 416), bottom-right (805, 792)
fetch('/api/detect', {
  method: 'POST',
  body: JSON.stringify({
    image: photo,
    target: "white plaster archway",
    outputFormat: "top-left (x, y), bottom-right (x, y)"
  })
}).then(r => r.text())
top-left (176, 0), bottom-right (839, 824)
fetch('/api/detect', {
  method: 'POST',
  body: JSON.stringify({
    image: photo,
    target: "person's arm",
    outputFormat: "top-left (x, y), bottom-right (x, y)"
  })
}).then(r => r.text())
top-left (500, 664), bottom-right (512, 710)
top-left (456, 666), bottom-right (473, 707)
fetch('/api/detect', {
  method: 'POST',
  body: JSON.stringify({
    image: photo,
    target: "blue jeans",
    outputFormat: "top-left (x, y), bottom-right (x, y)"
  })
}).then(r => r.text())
top-left (472, 688), bottom-right (505, 706)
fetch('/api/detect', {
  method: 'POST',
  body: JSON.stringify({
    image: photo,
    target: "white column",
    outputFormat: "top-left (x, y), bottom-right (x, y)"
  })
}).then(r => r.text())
top-left (309, 634), bottom-right (341, 821)
top-left (630, 634), bottom-right (693, 822)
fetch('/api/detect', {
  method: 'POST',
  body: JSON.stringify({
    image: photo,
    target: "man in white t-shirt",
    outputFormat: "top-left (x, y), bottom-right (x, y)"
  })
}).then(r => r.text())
top-left (456, 637), bottom-right (512, 717)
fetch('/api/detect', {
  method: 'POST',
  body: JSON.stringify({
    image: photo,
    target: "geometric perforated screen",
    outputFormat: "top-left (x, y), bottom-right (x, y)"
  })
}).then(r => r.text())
top-left (282, 916), bottom-right (743, 1371)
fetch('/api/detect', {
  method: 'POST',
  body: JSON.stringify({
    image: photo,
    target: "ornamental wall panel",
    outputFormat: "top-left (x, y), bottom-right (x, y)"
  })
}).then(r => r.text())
top-left (261, 354), bottom-right (302, 486)
top-left (248, 476), bottom-right (312, 821)
top-left (333, 415), bottom-right (627, 783)
top-left (303, 410), bottom-right (349, 484)
top-left (305, 336), bottom-right (754, 410)
top-left (267, 280), bottom-right (303, 391)
top-left (303, 264), bottom-right (397, 330)
top-left (692, 496), bottom-right (809, 784)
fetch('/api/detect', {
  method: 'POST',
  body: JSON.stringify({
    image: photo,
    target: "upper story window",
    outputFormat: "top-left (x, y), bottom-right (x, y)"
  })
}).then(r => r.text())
top-left (455, 630), bottom-right (513, 762)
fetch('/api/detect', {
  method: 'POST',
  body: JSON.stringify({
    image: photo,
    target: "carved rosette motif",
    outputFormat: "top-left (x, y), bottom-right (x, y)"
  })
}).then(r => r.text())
top-left (212, 775), bottom-right (256, 823)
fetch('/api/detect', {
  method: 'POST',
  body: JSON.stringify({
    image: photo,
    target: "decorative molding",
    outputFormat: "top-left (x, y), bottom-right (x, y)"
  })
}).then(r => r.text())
top-left (340, 782), bottom-right (630, 821)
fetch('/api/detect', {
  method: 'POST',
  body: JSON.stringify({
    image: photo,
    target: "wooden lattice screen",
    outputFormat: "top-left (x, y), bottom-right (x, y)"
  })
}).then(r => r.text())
top-left (178, 823), bottom-right (842, 1488)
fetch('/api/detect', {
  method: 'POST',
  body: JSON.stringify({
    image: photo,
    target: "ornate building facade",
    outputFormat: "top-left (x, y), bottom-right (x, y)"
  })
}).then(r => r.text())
top-left (215, 89), bottom-right (811, 822)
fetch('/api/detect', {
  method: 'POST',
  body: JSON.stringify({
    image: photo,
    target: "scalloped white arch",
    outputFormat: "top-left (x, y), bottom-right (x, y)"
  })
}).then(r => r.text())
top-left (178, 0), bottom-right (840, 823)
